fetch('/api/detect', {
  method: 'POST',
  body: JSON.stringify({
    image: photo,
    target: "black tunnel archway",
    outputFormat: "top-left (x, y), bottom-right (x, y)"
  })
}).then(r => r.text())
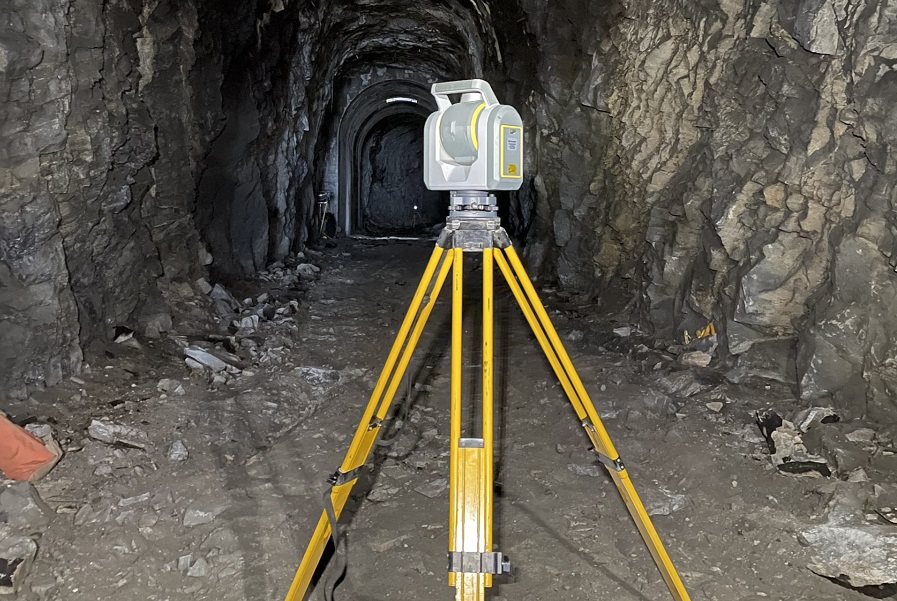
top-left (338, 80), bottom-right (440, 236)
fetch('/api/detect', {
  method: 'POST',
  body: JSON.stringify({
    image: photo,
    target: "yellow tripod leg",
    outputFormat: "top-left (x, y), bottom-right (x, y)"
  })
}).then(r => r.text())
top-left (448, 247), bottom-right (464, 588)
top-left (497, 246), bottom-right (691, 601)
top-left (284, 245), bottom-right (453, 601)
top-left (481, 249), bottom-right (494, 590)
top-left (448, 248), bottom-right (495, 601)
top-left (452, 440), bottom-right (488, 601)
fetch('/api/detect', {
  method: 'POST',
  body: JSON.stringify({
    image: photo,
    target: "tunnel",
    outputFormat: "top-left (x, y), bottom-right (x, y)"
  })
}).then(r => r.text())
top-left (333, 79), bottom-right (443, 236)
top-left (3, 0), bottom-right (897, 599)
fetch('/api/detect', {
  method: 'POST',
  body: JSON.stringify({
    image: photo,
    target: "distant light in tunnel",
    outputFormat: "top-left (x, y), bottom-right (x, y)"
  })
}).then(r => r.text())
top-left (385, 97), bottom-right (418, 104)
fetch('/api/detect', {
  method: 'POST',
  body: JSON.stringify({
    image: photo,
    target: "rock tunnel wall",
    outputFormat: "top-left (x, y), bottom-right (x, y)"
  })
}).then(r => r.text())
top-left (3, 0), bottom-right (897, 422)
top-left (0, 0), bottom-right (495, 393)
top-left (505, 0), bottom-right (615, 290)
top-left (528, 0), bottom-right (897, 421)
top-left (2, 0), bottom-right (221, 393)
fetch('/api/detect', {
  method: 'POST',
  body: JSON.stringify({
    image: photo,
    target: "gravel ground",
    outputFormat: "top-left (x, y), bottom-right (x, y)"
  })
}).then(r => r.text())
top-left (4, 239), bottom-right (896, 601)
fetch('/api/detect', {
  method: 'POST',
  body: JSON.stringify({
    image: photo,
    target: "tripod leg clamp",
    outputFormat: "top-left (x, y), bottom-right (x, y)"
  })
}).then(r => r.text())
top-left (327, 466), bottom-right (362, 486)
top-left (596, 452), bottom-right (625, 472)
top-left (582, 420), bottom-right (625, 472)
top-left (448, 551), bottom-right (511, 575)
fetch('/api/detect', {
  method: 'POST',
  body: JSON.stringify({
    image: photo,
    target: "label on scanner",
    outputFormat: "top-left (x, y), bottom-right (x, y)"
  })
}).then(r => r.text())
top-left (500, 125), bottom-right (523, 179)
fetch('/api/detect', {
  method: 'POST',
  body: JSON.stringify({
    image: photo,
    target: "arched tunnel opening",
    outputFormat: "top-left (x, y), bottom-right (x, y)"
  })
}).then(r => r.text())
top-left (327, 78), bottom-right (445, 237)
top-left (4, 0), bottom-right (897, 599)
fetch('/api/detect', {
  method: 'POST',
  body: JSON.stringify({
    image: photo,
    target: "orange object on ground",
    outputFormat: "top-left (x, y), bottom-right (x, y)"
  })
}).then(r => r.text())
top-left (0, 415), bottom-right (61, 481)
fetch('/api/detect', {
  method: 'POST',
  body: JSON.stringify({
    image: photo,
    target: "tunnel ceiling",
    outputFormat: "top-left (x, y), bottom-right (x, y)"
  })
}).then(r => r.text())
top-left (308, 0), bottom-right (500, 84)
top-left (6, 0), bottom-right (897, 426)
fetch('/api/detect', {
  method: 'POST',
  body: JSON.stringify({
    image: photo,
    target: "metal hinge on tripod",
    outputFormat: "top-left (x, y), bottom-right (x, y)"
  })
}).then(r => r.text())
top-left (595, 452), bottom-right (625, 472)
top-left (326, 420), bottom-right (381, 486)
top-left (448, 551), bottom-right (511, 575)
top-left (582, 421), bottom-right (625, 472)
top-left (327, 466), bottom-right (362, 486)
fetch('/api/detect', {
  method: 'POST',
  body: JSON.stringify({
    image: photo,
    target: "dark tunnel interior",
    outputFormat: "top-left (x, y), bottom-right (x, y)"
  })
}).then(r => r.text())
top-left (357, 112), bottom-right (444, 236)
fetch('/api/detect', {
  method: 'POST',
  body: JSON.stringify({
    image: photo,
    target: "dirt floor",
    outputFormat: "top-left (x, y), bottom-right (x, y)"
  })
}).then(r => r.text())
top-left (4, 239), bottom-right (897, 601)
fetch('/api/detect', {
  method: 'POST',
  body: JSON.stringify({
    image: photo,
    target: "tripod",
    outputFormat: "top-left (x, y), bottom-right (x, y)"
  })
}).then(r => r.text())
top-left (283, 194), bottom-right (691, 601)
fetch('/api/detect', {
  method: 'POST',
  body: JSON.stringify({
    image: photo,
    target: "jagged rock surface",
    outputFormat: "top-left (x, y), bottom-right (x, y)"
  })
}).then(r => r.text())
top-left (1, 0), bottom-right (497, 392)
top-left (1, 0), bottom-right (222, 392)
top-left (526, 0), bottom-right (897, 421)
top-left (2, 0), bottom-right (83, 391)
top-left (4, 0), bottom-right (897, 423)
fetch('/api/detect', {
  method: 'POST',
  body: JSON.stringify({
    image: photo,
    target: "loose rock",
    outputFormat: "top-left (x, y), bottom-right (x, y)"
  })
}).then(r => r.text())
top-left (187, 557), bottom-right (210, 578)
top-left (644, 487), bottom-right (686, 517)
top-left (295, 366), bottom-right (340, 387)
top-left (183, 500), bottom-right (229, 527)
top-left (368, 486), bottom-right (400, 502)
top-left (756, 411), bottom-right (831, 477)
top-left (87, 420), bottom-right (150, 450)
top-left (234, 315), bottom-right (260, 330)
top-left (157, 378), bottom-right (186, 396)
top-left (679, 351), bottom-right (712, 368)
top-left (296, 263), bottom-right (320, 279)
top-left (846, 428), bottom-right (876, 444)
top-left (210, 284), bottom-right (239, 309)
top-left (167, 440), bottom-right (189, 462)
top-left (414, 478), bottom-right (448, 498)
top-left (567, 463), bottom-right (603, 478)
top-left (184, 346), bottom-right (242, 374)
top-left (0, 483), bottom-right (52, 532)
top-left (0, 529), bottom-right (38, 595)
top-left (802, 491), bottom-right (897, 588)
top-left (657, 371), bottom-right (706, 398)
